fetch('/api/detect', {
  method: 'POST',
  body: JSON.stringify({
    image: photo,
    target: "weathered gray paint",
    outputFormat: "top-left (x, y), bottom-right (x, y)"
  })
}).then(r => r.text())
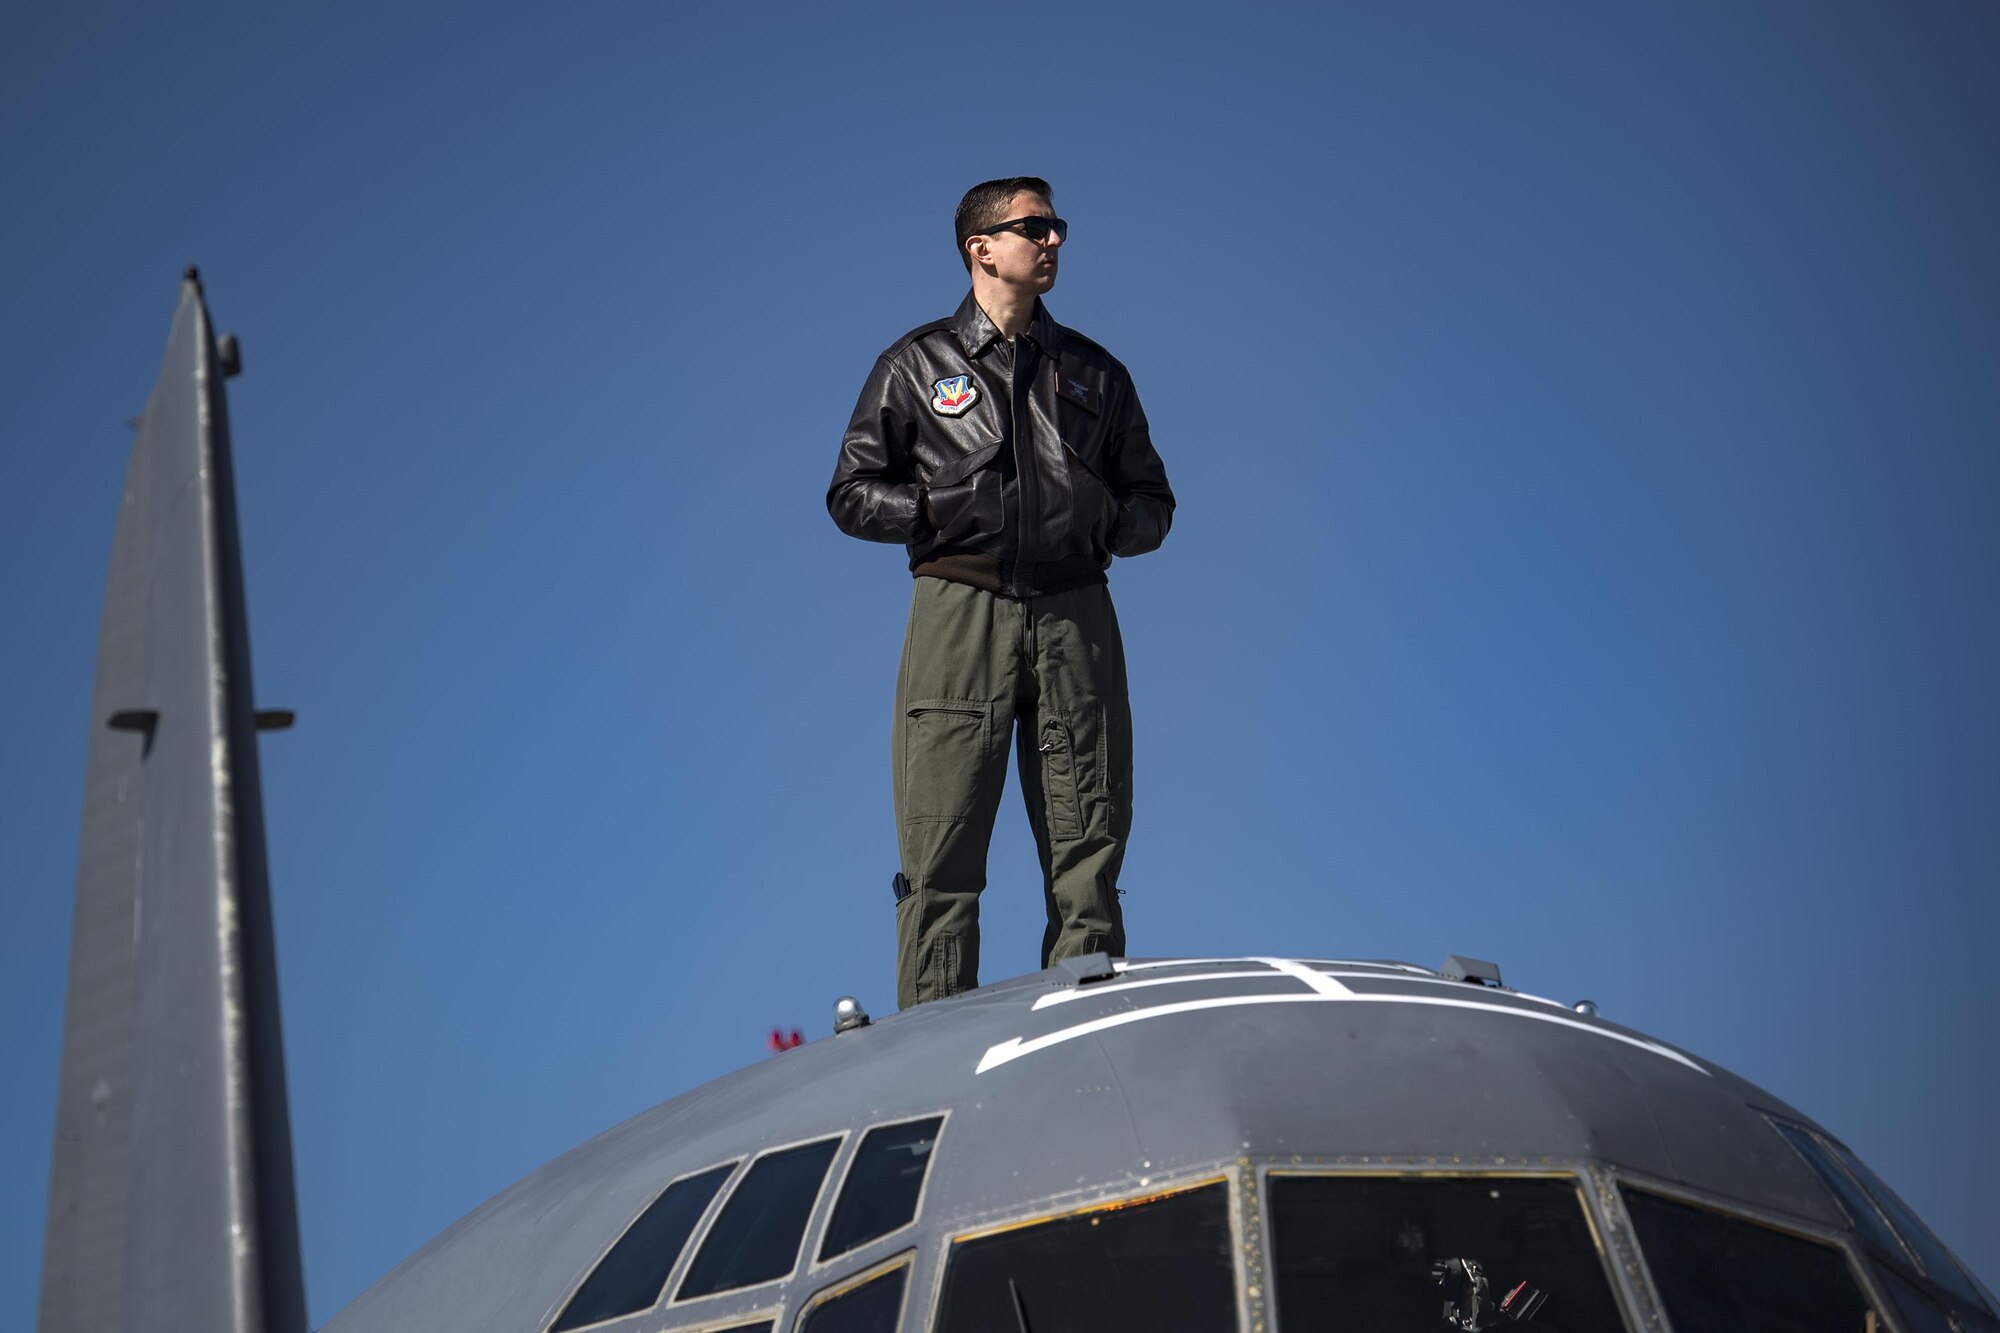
top-left (38, 272), bottom-right (307, 1333)
top-left (322, 958), bottom-right (1860, 1333)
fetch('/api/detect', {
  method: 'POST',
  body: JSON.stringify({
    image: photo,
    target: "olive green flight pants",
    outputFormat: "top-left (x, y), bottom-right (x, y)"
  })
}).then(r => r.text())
top-left (893, 576), bottom-right (1132, 1009)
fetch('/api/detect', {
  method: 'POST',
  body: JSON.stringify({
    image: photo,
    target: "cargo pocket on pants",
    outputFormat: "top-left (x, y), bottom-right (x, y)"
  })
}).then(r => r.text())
top-left (903, 699), bottom-right (990, 822)
top-left (1038, 715), bottom-right (1084, 841)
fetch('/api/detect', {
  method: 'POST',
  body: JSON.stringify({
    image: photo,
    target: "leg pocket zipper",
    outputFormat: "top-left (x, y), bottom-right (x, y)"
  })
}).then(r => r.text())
top-left (1038, 715), bottom-right (1084, 841)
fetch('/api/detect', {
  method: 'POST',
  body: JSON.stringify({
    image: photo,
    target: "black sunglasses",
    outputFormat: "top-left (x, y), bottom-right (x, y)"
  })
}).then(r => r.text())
top-left (972, 215), bottom-right (1069, 244)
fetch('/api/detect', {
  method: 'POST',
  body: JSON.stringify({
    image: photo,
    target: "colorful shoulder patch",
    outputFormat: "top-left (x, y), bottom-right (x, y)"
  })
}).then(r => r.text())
top-left (930, 374), bottom-right (979, 417)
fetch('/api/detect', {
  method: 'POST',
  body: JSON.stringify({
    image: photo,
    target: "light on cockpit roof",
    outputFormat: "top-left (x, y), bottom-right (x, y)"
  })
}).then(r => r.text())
top-left (833, 996), bottom-right (870, 1033)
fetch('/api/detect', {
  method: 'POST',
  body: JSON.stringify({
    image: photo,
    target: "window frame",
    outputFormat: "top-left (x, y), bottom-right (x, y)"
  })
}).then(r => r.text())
top-left (668, 1132), bottom-right (851, 1309)
top-left (674, 1315), bottom-right (784, 1333)
top-left (920, 1170), bottom-right (1245, 1333)
top-left (809, 1111), bottom-right (951, 1272)
top-left (1258, 1167), bottom-right (1633, 1333)
top-left (542, 1157), bottom-right (744, 1333)
top-left (792, 1250), bottom-right (915, 1332)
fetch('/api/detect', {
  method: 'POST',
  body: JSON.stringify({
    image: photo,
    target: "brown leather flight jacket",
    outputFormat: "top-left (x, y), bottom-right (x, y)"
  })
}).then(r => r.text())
top-left (828, 292), bottom-right (1175, 599)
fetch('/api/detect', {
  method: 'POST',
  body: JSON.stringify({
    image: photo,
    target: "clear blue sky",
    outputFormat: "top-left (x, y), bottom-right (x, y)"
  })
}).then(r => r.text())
top-left (4, 3), bottom-right (1996, 1324)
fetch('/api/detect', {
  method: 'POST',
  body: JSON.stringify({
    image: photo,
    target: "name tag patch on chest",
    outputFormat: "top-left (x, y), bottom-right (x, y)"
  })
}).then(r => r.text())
top-left (1056, 370), bottom-right (1097, 413)
top-left (930, 375), bottom-right (979, 417)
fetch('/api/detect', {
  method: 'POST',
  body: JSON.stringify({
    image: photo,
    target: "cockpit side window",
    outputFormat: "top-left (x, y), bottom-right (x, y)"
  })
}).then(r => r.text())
top-left (1266, 1174), bottom-right (1624, 1332)
top-left (1975, 1270), bottom-right (2000, 1320)
top-left (1767, 1116), bottom-right (1992, 1318)
top-left (934, 1179), bottom-right (1235, 1332)
top-left (795, 1255), bottom-right (911, 1332)
top-left (1816, 1128), bottom-right (1990, 1315)
top-left (677, 1138), bottom-right (843, 1301)
top-left (1766, 1120), bottom-right (1918, 1271)
top-left (550, 1161), bottom-right (735, 1331)
top-left (818, 1116), bottom-right (943, 1262)
top-left (1622, 1186), bottom-right (1878, 1333)
top-left (1872, 1265), bottom-right (1958, 1333)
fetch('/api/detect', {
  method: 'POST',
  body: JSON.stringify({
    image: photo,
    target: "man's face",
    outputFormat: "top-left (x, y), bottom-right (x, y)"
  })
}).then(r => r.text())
top-left (969, 191), bottom-right (1063, 292)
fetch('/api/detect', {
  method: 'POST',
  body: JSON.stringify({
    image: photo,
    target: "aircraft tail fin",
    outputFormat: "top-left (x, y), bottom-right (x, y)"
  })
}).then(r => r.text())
top-left (38, 270), bottom-right (308, 1333)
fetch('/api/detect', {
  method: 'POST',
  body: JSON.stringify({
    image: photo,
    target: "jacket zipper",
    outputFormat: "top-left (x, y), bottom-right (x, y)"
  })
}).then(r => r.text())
top-left (1009, 339), bottom-right (1040, 598)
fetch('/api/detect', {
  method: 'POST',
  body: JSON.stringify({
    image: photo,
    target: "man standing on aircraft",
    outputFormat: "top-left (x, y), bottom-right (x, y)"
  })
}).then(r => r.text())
top-left (828, 177), bottom-right (1175, 1009)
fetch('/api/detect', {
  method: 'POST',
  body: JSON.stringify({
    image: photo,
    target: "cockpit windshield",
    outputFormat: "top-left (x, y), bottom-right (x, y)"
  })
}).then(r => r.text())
top-left (933, 1179), bottom-right (1235, 1332)
top-left (1622, 1186), bottom-right (1881, 1333)
top-left (1268, 1174), bottom-right (1626, 1332)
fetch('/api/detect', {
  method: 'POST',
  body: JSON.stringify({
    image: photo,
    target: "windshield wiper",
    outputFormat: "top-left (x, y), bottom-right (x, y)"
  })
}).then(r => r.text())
top-left (1008, 1278), bottom-right (1033, 1333)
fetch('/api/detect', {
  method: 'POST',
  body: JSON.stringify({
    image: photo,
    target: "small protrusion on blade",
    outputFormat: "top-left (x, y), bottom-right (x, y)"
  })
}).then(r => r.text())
top-left (218, 334), bottom-right (242, 378)
top-left (107, 708), bottom-right (160, 757)
top-left (255, 709), bottom-right (295, 731)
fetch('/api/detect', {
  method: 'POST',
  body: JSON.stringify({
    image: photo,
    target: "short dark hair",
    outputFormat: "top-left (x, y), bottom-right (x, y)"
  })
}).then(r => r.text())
top-left (954, 176), bottom-right (1054, 271)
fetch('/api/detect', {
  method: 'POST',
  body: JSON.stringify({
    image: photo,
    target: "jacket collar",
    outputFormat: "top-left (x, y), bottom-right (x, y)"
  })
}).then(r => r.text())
top-left (952, 290), bottom-right (1062, 358)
